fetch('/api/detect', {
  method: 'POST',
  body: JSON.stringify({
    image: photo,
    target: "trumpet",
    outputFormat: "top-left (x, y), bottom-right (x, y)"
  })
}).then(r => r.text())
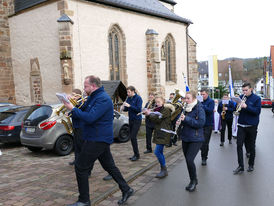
top-left (234, 94), bottom-right (247, 116)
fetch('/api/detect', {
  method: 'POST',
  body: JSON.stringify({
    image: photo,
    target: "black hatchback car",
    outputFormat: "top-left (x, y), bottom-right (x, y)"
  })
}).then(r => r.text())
top-left (0, 106), bottom-right (30, 143)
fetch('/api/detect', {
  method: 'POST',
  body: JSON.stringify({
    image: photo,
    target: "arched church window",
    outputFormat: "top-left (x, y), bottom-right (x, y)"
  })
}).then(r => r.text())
top-left (108, 25), bottom-right (127, 83)
top-left (164, 34), bottom-right (176, 83)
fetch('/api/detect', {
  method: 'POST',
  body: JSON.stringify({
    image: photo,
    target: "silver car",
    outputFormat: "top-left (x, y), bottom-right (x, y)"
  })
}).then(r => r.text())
top-left (20, 104), bottom-right (129, 156)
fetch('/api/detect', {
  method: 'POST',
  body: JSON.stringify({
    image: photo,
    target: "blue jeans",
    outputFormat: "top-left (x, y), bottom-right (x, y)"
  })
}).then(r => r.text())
top-left (154, 144), bottom-right (166, 166)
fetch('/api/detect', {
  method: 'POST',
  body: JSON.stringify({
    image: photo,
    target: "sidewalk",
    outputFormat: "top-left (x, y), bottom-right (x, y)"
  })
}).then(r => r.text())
top-left (0, 136), bottom-right (182, 206)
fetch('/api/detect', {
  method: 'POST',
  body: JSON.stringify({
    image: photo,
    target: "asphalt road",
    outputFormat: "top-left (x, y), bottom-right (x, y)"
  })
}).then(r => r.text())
top-left (132, 108), bottom-right (274, 206)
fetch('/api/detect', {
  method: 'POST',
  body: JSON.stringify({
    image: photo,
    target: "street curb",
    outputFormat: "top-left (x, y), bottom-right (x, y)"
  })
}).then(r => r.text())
top-left (91, 146), bottom-right (181, 206)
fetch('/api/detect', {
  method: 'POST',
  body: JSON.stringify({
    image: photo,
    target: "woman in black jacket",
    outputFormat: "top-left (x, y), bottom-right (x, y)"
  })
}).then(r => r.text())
top-left (177, 91), bottom-right (206, 192)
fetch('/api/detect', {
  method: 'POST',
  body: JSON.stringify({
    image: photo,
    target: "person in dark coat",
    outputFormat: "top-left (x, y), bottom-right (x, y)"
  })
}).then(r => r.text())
top-left (200, 88), bottom-right (214, 166)
top-left (233, 82), bottom-right (261, 175)
top-left (143, 92), bottom-right (156, 154)
top-left (121, 86), bottom-right (143, 161)
top-left (177, 91), bottom-right (205, 192)
top-left (144, 96), bottom-right (172, 178)
top-left (69, 88), bottom-right (83, 166)
top-left (218, 93), bottom-right (235, 146)
top-left (63, 75), bottom-right (133, 206)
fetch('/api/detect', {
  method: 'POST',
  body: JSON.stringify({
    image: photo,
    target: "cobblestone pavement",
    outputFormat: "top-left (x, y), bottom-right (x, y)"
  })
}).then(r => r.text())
top-left (0, 137), bottom-right (183, 206)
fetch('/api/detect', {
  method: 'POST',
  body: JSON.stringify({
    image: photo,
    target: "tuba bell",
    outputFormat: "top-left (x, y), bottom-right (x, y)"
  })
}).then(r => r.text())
top-left (169, 89), bottom-right (185, 121)
top-left (54, 94), bottom-right (87, 134)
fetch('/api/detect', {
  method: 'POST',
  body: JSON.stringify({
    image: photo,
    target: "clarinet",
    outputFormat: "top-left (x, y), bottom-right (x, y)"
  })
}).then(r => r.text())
top-left (173, 102), bottom-right (187, 134)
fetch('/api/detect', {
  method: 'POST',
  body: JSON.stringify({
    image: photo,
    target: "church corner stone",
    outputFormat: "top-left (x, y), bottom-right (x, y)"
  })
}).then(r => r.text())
top-left (0, 0), bottom-right (16, 103)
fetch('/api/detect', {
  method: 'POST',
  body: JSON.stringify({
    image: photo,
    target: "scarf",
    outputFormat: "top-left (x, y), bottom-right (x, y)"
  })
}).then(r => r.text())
top-left (185, 99), bottom-right (198, 113)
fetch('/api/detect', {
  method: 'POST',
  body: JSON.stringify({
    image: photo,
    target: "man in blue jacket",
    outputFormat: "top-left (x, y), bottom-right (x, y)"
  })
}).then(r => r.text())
top-left (233, 82), bottom-right (261, 175)
top-left (218, 93), bottom-right (235, 146)
top-left (121, 86), bottom-right (143, 161)
top-left (200, 89), bottom-right (214, 166)
top-left (64, 75), bottom-right (133, 206)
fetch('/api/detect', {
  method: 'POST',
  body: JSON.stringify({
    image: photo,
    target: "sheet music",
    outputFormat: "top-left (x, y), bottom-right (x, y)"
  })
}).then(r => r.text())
top-left (231, 97), bottom-right (241, 104)
top-left (56, 93), bottom-right (70, 103)
top-left (222, 99), bottom-right (229, 105)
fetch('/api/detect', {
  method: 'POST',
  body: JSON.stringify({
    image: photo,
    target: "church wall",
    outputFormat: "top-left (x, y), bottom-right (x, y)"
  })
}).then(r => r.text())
top-left (69, 0), bottom-right (188, 103)
top-left (9, 2), bottom-right (61, 105)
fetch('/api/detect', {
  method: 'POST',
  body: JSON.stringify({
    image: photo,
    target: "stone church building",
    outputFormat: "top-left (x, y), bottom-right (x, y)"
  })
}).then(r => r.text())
top-left (0, 0), bottom-right (198, 105)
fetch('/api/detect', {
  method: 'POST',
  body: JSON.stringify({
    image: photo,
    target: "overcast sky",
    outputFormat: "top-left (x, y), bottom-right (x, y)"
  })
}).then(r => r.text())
top-left (175, 0), bottom-right (274, 61)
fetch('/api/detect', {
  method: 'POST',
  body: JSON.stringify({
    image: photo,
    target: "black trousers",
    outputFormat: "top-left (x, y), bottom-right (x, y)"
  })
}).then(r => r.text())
top-left (236, 126), bottom-right (258, 168)
top-left (73, 128), bottom-right (83, 162)
top-left (201, 126), bottom-right (213, 160)
top-left (129, 119), bottom-right (141, 156)
top-left (182, 141), bottom-right (203, 180)
top-left (145, 125), bottom-right (154, 151)
top-left (75, 141), bottom-right (130, 202)
top-left (220, 119), bottom-right (233, 142)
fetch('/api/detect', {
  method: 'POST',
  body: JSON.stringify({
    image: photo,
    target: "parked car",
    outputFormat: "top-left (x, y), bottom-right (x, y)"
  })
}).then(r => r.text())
top-left (20, 104), bottom-right (129, 156)
top-left (0, 104), bottom-right (17, 112)
top-left (261, 98), bottom-right (272, 108)
top-left (0, 106), bottom-right (30, 143)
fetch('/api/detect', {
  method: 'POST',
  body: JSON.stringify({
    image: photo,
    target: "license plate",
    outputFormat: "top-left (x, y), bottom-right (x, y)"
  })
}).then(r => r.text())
top-left (26, 127), bottom-right (35, 133)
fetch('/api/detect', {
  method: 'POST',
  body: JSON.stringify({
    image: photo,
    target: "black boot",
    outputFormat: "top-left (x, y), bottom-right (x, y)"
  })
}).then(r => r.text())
top-left (155, 166), bottom-right (168, 178)
top-left (186, 179), bottom-right (198, 192)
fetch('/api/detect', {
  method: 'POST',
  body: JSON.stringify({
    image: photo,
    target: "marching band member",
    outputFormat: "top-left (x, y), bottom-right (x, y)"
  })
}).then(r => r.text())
top-left (177, 91), bottom-right (205, 192)
top-left (217, 93), bottom-right (235, 146)
top-left (200, 88), bottom-right (214, 166)
top-left (143, 92), bottom-right (156, 154)
top-left (68, 88), bottom-right (83, 166)
top-left (121, 86), bottom-right (143, 161)
top-left (143, 95), bottom-right (172, 178)
top-left (233, 82), bottom-right (261, 175)
top-left (63, 75), bottom-right (133, 206)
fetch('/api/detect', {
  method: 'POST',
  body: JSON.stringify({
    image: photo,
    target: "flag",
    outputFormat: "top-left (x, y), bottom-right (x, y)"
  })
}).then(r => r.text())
top-left (184, 76), bottom-right (190, 92)
top-left (228, 64), bottom-right (234, 97)
top-left (208, 55), bottom-right (218, 87)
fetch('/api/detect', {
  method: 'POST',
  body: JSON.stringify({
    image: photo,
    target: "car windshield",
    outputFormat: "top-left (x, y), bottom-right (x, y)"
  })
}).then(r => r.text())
top-left (24, 105), bottom-right (52, 125)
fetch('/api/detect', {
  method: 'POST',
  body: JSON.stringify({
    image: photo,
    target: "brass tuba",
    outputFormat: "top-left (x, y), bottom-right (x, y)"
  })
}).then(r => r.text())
top-left (170, 89), bottom-right (185, 121)
top-left (55, 94), bottom-right (88, 134)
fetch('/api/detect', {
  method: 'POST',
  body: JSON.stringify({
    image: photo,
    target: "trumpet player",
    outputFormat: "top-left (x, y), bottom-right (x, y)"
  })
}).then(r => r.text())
top-left (177, 91), bottom-right (205, 192)
top-left (143, 92), bottom-right (156, 154)
top-left (68, 88), bottom-right (83, 166)
top-left (217, 93), bottom-right (235, 146)
top-left (63, 75), bottom-right (133, 206)
top-left (143, 95), bottom-right (172, 178)
top-left (233, 82), bottom-right (261, 175)
top-left (121, 86), bottom-right (143, 161)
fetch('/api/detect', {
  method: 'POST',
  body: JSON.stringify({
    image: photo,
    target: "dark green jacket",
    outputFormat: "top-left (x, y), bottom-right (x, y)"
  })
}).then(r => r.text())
top-left (148, 106), bottom-right (172, 145)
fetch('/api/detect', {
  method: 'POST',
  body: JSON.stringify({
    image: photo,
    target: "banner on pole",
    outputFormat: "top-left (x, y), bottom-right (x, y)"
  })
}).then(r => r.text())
top-left (208, 55), bottom-right (218, 87)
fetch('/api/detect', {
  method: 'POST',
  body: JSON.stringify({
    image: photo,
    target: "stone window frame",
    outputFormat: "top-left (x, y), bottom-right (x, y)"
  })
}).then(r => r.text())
top-left (108, 24), bottom-right (128, 86)
top-left (164, 34), bottom-right (176, 83)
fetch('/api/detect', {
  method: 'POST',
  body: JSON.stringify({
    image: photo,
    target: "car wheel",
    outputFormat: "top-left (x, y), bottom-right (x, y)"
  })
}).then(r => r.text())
top-left (27, 146), bottom-right (43, 152)
top-left (54, 135), bottom-right (73, 156)
top-left (118, 125), bottom-right (130, 142)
